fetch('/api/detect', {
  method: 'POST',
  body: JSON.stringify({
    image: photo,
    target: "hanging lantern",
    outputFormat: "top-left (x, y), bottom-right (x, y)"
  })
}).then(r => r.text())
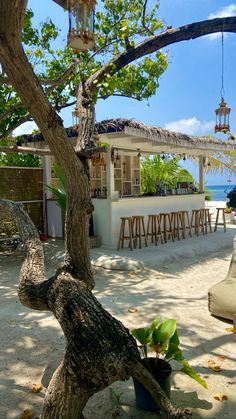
top-left (215, 97), bottom-right (231, 134)
top-left (72, 106), bottom-right (80, 130)
top-left (67, 0), bottom-right (95, 52)
top-left (214, 29), bottom-right (231, 134)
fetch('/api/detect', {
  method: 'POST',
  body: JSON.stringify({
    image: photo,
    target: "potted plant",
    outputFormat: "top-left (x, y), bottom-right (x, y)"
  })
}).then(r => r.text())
top-left (131, 318), bottom-right (207, 412)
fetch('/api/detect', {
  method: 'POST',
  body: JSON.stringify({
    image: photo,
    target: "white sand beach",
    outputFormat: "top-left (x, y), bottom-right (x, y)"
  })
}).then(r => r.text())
top-left (1, 201), bottom-right (236, 419)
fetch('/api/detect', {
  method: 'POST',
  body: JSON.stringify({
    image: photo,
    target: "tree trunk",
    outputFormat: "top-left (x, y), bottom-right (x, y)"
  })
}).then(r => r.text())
top-left (75, 85), bottom-right (97, 152)
top-left (0, 199), bottom-right (190, 418)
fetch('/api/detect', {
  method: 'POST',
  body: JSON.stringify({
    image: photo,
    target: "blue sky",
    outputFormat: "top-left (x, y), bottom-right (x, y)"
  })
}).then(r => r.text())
top-left (17, 1), bottom-right (236, 185)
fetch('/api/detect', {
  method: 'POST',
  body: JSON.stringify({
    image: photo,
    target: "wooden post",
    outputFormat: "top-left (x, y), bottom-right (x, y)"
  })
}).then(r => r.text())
top-left (106, 145), bottom-right (115, 199)
top-left (198, 155), bottom-right (205, 194)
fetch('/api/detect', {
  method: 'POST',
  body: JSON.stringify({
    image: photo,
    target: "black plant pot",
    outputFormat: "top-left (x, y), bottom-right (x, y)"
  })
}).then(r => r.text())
top-left (133, 358), bottom-right (172, 412)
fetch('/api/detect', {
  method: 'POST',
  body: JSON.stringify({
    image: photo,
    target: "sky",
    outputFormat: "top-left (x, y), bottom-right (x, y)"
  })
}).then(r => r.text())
top-left (16, 0), bottom-right (236, 186)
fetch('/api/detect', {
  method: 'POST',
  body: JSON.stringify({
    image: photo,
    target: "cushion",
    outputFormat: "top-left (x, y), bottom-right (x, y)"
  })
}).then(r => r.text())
top-left (208, 237), bottom-right (236, 321)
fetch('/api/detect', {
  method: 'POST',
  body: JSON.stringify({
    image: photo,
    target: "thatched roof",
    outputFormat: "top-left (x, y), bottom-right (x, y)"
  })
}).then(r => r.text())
top-left (16, 118), bottom-right (236, 155)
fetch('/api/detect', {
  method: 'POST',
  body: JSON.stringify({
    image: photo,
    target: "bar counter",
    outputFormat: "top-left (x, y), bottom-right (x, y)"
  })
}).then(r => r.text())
top-left (92, 193), bottom-right (205, 248)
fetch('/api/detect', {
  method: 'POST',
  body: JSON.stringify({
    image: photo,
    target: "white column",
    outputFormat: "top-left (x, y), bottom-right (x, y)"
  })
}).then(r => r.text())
top-left (198, 155), bottom-right (205, 193)
top-left (106, 146), bottom-right (115, 198)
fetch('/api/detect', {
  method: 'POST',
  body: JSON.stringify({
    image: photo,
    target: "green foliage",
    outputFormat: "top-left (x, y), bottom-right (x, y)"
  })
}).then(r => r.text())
top-left (131, 318), bottom-right (207, 389)
top-left (0, 1), bottom-right (168, 139)
top-left (45, 162), bottom-right (67, 210)
top-left (141, 155), bottom-right (195, 193)
top-left (0, 153), bottom-right (40, 167)
top-left (0, 137), bottom-right (40, 167)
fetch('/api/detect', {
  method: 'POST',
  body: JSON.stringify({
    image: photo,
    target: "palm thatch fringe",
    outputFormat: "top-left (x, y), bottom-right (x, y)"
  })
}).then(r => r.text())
top-left (15, 118), bottom-right (236, 151)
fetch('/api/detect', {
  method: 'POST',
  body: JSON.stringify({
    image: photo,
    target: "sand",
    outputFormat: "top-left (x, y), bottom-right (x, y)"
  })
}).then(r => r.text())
top-left (1, 201), bottom-right (236, 419)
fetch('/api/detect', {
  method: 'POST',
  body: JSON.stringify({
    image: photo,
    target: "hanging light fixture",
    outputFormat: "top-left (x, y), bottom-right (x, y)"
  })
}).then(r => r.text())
top-left (67, 0), bottom-right (96, 52)
top-left (215, 26), bottom-right (231, 134)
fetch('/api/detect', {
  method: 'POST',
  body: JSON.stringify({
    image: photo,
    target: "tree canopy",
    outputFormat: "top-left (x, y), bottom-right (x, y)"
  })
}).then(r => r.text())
top-left (0, 0), bottom-right (169, 142)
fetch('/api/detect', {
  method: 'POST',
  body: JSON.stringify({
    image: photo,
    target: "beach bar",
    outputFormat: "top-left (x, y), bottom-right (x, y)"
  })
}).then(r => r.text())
top-left (22, 119), bottom-right (236, 247)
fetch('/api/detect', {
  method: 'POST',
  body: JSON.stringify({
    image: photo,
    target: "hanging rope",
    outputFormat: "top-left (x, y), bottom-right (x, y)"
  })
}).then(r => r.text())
top-left (221, 20), bottom-right (225, 98)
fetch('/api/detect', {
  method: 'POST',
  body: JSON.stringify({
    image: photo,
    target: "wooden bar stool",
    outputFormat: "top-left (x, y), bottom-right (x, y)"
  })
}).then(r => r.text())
top-left (214, 208), bottom-right (226, 232)
top-left (117, 217), bottom-right (135, 250)
top-left (160, 213), bottom-right (175, 243)
top-left (178, 210), bottom-right (192, 238)
top-left (171, 211), bottom-right (181, 240)
top-left (132, 215), bottom-right (148, 249)
top-left (146, 214), bottom-right (156, 244)
top-left (202, 208), bottom-right (212, 234)
top-left (147, 214), bottom-right (163, 245)
top-left (191, 209), bottom-right (204, 236)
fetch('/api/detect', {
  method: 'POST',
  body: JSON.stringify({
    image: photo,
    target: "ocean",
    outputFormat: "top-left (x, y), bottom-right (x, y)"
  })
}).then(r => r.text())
top-left (207, 184), bottom-right (235, 201)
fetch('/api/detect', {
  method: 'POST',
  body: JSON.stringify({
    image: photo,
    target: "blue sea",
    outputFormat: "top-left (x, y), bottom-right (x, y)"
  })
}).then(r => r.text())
top-left (207, 184), bottom-right (235, 201)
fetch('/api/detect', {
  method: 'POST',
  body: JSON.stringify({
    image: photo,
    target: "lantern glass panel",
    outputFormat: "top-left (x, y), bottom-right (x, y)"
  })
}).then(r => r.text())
top-left (69, 3), bottom-right (94, 34)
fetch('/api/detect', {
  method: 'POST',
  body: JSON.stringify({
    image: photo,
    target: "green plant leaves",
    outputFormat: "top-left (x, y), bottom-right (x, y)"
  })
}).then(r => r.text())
top-left (141, 155), bottom-right (195, 193)
top-left (45, 162), bottom-right (67, 210)
top-left (131, 317), bottom-right (207, 389)
top-left (181, 360), bottom-right (208, 389)
top-left (131, 326), bottom-right (151, 345)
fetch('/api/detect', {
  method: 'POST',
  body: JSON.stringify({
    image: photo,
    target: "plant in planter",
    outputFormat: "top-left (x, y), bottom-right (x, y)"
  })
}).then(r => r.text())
top-left (131, 318), bottom-right (207, 412)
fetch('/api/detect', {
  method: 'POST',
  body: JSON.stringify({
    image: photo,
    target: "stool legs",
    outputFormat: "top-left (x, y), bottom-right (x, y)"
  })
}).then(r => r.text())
top-left (147, 215), bottom-right (156, 244)
top-left (191, 209), bottom-right (204, 236)
top-left (202, 208), bottom-right (212, 234)
top-left (147, 214), bottom-right (164, 245)
top-left (214, 208), bottom-right (226, 232)
top-left (179, 210), bottom-right (192, 238)
top-left (160, 213), bottom-right (174, 243)
top-left (171, 212), bottom-right (180, 240)
top-left (133, 216), bottom-right (148, 249)
top-left (117, 217), bottom-right (135, 250)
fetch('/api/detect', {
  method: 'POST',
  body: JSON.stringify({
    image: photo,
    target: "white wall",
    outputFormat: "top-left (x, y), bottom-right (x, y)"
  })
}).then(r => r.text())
top-left (47, 200), bottom-right (63, 237)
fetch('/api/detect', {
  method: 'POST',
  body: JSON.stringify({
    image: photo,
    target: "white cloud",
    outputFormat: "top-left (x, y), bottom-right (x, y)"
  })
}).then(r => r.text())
top-left (164, 117), bottom-right (214, 136)
top-left (207, 4), bottom-right (236, 40)
top-left (208, 4), bottom-right (236, 19)
top-left (13, 121), bottom-right (38, 136)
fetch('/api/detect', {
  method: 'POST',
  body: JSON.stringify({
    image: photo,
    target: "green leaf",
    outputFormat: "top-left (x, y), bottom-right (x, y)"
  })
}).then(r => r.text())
top-left (157, 319), bottom-right (176, 343)
top-left (181, 360), bottom-right (208, 389)
top-left (150, 318), bottom-right (161, 332)
top-left (131, 326), bottom-right (152, 345)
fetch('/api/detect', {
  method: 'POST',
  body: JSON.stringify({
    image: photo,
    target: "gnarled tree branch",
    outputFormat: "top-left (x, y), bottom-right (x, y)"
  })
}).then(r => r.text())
top-left (87, 16), bottom-right (236, 91)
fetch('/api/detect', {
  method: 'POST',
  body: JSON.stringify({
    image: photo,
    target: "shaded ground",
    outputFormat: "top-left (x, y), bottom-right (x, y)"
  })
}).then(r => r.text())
top-left (0, 226), bottom-right (236, 418)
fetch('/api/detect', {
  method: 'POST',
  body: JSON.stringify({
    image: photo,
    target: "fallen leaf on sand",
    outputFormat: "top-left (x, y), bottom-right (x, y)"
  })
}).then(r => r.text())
top-left (128, 308), bottom-right (139, 313)
top-left (207, 359), bottom-right (216, 365)
top-left (19, 409), bottom-right (33, 419)
top-left (213, 392), bottom-right (228, 402)
top-left (217, 355), bottom-right (225, 361)
top-left (129, 271), bottom-right (136, 277)
top-left (208, 365), bottom-right (222, 372)
top-left (32, 383), bottom-right (43, 393)
top-left (225, 327), bottom-right (234, 333)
